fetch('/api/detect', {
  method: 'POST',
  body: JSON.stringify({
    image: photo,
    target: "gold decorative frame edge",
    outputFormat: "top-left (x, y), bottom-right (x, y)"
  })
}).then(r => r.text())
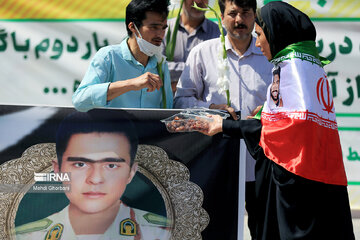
top-left (135, 144), bottom-right (210, 240)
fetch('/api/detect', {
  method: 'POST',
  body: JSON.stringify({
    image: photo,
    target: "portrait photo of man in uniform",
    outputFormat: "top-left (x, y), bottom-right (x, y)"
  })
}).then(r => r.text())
top-left (14, 110), bottom-right (171, 240)
top-left (270, 66), bottom-right (283, 107)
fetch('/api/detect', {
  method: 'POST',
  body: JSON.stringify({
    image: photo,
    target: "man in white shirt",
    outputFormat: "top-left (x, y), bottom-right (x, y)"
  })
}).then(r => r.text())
top-left (162, 0), bottom-right (221, 93)
top-left (15, 111), bottom-right (171, 240)
top-left (174, 0), bottom-right (273, 238)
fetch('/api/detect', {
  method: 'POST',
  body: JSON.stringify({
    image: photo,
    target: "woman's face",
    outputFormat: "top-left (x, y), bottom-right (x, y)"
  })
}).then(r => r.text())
top-left (255, 23), bottom-right (272, 60)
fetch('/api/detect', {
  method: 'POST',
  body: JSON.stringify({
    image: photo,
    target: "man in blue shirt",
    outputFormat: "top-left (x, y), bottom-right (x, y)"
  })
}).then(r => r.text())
top-left (73, 0), bottom-right (173, 112)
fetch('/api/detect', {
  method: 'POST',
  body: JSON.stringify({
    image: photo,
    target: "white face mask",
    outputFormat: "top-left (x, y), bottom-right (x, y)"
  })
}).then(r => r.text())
top-left (133, 24), bottom-right (163, 62)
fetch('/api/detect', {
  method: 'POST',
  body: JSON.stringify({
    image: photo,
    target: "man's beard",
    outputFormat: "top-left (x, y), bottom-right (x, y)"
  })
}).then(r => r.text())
top-left (271, 91), bottom-right (279, 101)
top-left (229, 31), bottom-right (251, 41)
top-left (230, 24), bottom-right (251, 40)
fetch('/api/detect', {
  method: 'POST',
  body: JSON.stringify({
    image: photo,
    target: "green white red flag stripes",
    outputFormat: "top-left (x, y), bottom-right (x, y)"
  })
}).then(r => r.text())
top-left (260, 41), bottom-right (347, 186)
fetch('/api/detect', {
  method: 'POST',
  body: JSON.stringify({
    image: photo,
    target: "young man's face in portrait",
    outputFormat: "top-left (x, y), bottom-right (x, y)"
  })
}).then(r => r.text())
top-left (54, 132), bottom-right (137, 214)
top-left (221, 1), bottom-right (255, 41)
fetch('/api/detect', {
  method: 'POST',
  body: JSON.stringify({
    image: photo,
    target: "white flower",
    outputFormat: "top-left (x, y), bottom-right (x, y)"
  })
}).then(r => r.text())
top-left (217, 75), bottom-right (230, 93)
top-left (218, 58), bottom-right (229, 75)
top-left (217, 47), bottom-right (230, 94)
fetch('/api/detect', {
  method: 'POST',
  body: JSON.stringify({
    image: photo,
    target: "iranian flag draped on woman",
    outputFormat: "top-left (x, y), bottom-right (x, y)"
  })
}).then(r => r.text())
top-left (253, 2), bottom-right (355, 239)
top-left (196, 1), bottom-right (355, 240)
top-left (257, 4), bottom-right (346, 187)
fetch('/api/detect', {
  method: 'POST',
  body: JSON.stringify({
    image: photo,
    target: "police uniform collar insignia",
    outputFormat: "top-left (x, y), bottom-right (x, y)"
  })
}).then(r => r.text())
top-left (45, 223), bottom-right (64, 240)
top-left (143, 213), bottom-right (169, 226)
top-left (15, 218), bottom-right (53, 235)
top-left (120, 218), bottom-right (137, 236)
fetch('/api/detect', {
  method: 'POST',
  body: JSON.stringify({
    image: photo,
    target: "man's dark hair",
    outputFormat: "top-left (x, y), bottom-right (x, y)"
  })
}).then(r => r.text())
top-left (126, 0), bottom-right (169, 36)
top-left (218, 0), bottom-right (257, 15)
top-left (56, 110), bottom-right (138, 169)
top-left (273, 66), bottom-right (281, 76)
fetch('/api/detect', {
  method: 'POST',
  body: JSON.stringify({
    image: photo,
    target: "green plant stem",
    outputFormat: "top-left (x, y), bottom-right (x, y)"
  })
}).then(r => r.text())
top-left (157, 59), bottom-right (167, 109)
top-left (207, 4), bottom-right (227, 59)
top-left (166, 0), bottom-right (184, 61)
top-left (226, 90), bottom-right (230, 107)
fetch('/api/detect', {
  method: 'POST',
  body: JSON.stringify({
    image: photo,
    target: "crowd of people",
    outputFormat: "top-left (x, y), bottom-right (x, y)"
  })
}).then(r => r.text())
top-left (69, 0), bottom-right (355, 239)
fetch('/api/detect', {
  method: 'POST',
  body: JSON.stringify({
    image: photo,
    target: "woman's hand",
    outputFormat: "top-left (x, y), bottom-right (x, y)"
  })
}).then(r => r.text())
top-left (199, 115), bottom-right (224, 136)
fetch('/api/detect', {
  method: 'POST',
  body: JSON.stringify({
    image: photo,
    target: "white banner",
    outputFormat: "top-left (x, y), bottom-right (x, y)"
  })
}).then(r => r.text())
top-left (0, 22), bottom-right (127, 106)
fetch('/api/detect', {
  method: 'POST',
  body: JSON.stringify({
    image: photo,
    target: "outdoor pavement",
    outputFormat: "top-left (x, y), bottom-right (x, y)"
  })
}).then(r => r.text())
top-left (243, 213), bottom-right (360, 240)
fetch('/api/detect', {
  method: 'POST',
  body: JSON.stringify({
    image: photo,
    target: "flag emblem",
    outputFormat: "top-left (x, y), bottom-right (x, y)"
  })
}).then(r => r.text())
top-left (316, 75), bottom-right (334, 114)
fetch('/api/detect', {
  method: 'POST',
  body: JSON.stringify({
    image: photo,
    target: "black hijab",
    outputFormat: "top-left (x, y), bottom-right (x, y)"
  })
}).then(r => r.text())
top-left (255, 1), bottom-right (316, 58)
